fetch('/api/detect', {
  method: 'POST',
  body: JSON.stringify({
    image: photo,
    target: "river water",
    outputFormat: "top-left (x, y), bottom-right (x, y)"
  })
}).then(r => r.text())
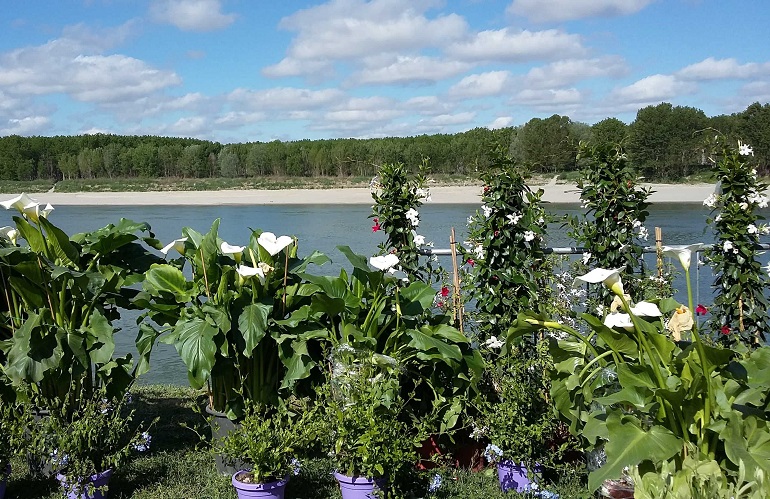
top-left (2, 201), bottom-right (764, 386)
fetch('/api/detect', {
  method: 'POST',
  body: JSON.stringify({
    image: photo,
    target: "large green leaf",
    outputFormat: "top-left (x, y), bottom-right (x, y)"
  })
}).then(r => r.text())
top-left (238, 303), bottom-right (271, 356)
top-left (336, 245), bottom-right (370, 273)
top-left (39, 216), bottom-right (80, 267)
top-left (143, 264), bottom-right (193, 302)
top-left (721, 414), bottom-right (770, 474)
top-left (399, 281), bottom-right (436, 316)
top-left (407, 326), bottom-right (462, 364)
top-left (588, 413), bottom-right (683, 492)
top-left (163, 317), bottom-right (218, 389)
top-left (5, 314), bottom-right (63, 384)
top-left (134, 323), bottom-right (162, 377)
top-left (85, 311), bottom-right (115, 365)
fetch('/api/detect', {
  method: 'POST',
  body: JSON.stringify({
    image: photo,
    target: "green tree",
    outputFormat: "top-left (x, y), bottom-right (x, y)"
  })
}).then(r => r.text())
top-left (592, 117), bottom-right (628, 146)
top-left (512, 114), bottom-right (576, 174)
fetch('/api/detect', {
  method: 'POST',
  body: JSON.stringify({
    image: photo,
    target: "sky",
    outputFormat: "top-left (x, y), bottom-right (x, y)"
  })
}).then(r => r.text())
top-left (0, 0), bottom-right (768, 144)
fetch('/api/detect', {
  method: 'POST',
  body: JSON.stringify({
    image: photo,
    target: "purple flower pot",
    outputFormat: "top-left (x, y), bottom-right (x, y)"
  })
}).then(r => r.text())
top-left (231, 471), bottom-right (288, 499)
top-left (1, 462), bottom-right (10, 499)
top-left (334, 471), bottom-right (387, 499)
top-left (56, 468), bottom-right (112, 499)
top-left (496, 461), bottom-right (541, 493)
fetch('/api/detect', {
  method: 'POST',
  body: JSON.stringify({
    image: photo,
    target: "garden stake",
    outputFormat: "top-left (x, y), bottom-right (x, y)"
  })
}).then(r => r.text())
top-left (282, 250), bottom-right (289, 315)
top-left (655, 227), bottom-right (663, 277)
top-left (450, 227), bottom-right (463, 332)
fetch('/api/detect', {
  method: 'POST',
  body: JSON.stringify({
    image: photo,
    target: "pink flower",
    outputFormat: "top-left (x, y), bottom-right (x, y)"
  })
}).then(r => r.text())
top-left (372, 222), bottom-right (381, 232)
top-left (695, 304), bottom-right (708, 316)
top-left (721, 325), bottom-right (730, 335)
top-left (441, 286), bottom-right (450, 298)
top-left (466, 258), bottom-right (475, 267)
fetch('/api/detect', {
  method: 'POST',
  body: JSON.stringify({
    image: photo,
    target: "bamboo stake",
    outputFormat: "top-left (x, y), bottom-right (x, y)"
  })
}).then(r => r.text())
top-left (655, 227), bottom-right (663, 278)
top-left (450, 228), bottom-right (463, 332)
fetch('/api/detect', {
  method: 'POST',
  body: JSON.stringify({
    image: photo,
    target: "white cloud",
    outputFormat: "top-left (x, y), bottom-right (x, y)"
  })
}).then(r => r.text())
top-left (488, 116), bottom-right (514, 129)
top-left (447, 28), bottom-right (586, 62)
top-left (149, 0), bottom-right (236, 32)
top-left (0, 116), bottom-right (50, 135)
top-left (512, 88), bottom-right (584, 107)
top-left (165, 116), bottom-right (208, 136)
top-left (227, 87), bottom-right (346, 111)
top-left (351, 56), bottom-right (471, 85)
top-left (448, 71), bottom-right (511, 98)
top-left (508, 0), bottom-right (656, 23)
top-left (325, 96), bottom-right (403, 123)
top-left (420, 112), bottom-right (476, 126)
top-left (403, 96), bottom-right (453, 115)
top-left (610, 74), bottom-right (696, 104)
top-left (676, 57), bottom-right (770, 81)
top-left (522, 56), bottom-right (628, 88)
top-left (261, 58), bottom-right (334, 79)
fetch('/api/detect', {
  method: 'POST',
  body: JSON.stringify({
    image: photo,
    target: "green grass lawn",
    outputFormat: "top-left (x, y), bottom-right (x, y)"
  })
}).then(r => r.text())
top-left (5, 385), bottom-right (589, 498)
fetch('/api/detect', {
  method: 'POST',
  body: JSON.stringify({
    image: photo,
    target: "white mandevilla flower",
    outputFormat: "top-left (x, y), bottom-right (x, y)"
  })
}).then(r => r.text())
top-left (481, 205), bottom-right (493, 218)
top-left (160, 237), bottom-right (188, 255)
top-left (370, 254), bottom-right (399, 271)
top-left (574, 268), bottom-right (624, 295)
top-left (484, 336), bottom-right (503, 349)
top-left (413, 232), bottom-right (426, 246)
top-left (523, 230), bottom-right (535, 242)
top-left (661, 243), bottom-right (704, 270)
top-left (703, 193), bottom-right (718, 208)
top-left (748, 224), bottom-right (758, 234)
top-left (507, 212), bottom-right (523, 225)
top-left (738, 141), bottom-right (754, 156)
top-left (258, 232), bottom-right (293, 256)
top-left (582, 252), bottom-right (591, 265)
top-left (405, 208), bottom-right (420, 227)
top-left (474, 244), bottom-right (484, 259)
top-left (0, 226), bottom-right (19, 245)
top-left (723, 240), bottom-right (734, 253)
top-left (740, 202), bottom-right (749, 211)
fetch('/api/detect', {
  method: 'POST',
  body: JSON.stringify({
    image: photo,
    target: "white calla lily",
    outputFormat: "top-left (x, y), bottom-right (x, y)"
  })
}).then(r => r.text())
top-left (0, 193), bottom-right (36, 214)
top-left (369, 254), bottom-right (400, 271)
top-left (574, 268), bottom-right (624, 295)
top-left (630, 301), bottom-right (663, 317)
top-left (0, 226), bottom-right (19, 245)
top-left (22, 202), bottom-right (48, 223)
top-left (160, 237), bottom-right (188, 255)
top-left (220, 241), bottom-right (245, 262)
top-left (661, 244), bottom-right (704, 270)
top-left (604, 312), bottom-right (634, 330)
top-left (236, 264), bottom-right (266, 284)
top-left (257, 232), bottom-right (293, 256)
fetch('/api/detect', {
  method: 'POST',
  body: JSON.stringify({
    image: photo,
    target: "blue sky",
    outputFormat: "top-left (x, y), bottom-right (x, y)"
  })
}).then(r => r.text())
top-left (0, 0), bottom-right (768, 144)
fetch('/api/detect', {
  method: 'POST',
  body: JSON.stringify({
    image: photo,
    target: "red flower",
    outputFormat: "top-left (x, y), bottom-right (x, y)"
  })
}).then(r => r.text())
top-left (494, 230), bottom-right (499, 237)
top-left (466, 258), bottom-right (475, 267)
top-left (371, 222), bottom-right (381, 232)
top-left (721, 325), bottom-right (730, 335)
top-left (436, 301), bottom-right (444, 308)
top-left (483, 186), bottom-right (490, 193)
top-left (695, 304), bottom-right (708, 316)
top-left (441, 286), bottom-right (450, 297)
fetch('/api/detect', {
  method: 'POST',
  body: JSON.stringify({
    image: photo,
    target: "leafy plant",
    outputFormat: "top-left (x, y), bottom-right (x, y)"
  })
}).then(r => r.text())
top-left (136, 219), bottom-right (331, 419)
top-left (0, 396), bottom-right (31, 472)
top-left (703, 136), bottom-right (770, 346)
top-left (0, 193), bottom-right (161, 406)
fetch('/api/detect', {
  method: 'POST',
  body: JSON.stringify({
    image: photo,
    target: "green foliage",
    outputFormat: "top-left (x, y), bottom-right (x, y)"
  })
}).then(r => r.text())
top-left (137, 220), bottom-right (331, 418)
top-left (0, 399), bottom-right (32, 469)
top-left (703, 136), bottom-right (770, 346)
top-left (569, 142), bottom-right (653, 302)
top-left (0, 194), bottom-right (161, 405)
top-left (463, 147), bottom-right (553, 339)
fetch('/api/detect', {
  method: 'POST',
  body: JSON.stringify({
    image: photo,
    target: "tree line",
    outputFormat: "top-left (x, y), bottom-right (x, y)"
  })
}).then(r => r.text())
top-left (0, 102), bottom-right (768, 183)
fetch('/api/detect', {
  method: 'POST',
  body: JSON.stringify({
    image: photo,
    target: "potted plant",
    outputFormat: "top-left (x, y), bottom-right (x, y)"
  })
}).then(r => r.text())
top-left (473, 337), bottom-right (557, 493)
top-left (214, 401), bottom-right (313, 499)
top-left (319, 345), bottom-right (425, 499)
top-left (30, 388), bottom-right (153, 499)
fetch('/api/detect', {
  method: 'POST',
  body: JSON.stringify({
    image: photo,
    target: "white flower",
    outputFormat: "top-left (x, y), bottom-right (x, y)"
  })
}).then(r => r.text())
top-left (417, 188), bottom-right (432, 202)
top-left (258, 232), bottom-right (293, 256)
top-left (703, 193), bottom-right (718, 208)
top-left (474, 244), bottom-right (484, 259)
top-left (637, 226), bottom-right (649, 240)
top-left (574, 268), bottom-right (624, 295)
top-left (484, 336), bottom-right (503, 349)
top-left (413, 232), bottom-right (426, 246)
top-left (582, 252), bottom-right (591, 265)
top-left (236, 264), bottom-right (266, 284)
top-left (630, 301), bottom-right (662, 317)
top-left (523, 230), bottom-right (535, 242)
top-left (723, 240), bottom-right (734, 253)
top-left (740, 202), bottom-right (749, 211)
top-left (405, 208), bottom-right (420, 227)
top-left (661, 244), bottom-right (704, 270)
top-left (21, 202), bottom-right (54, 223)
top-left (220, 241), bottom-right (245, 262)
top-left (604, 312), bottom-right (633, 330)
top-left (370, 254), bottom-right (399, 271)
top-left (467, 216), bottom-right (474, 226)
top-left (738, 141), bottom-right (754, 156)
top-left (160, 237), bottom-right (188, 255)
top-left (507, 212), bottom-right (523, 225)
top-left (0, 226), bottom-right (19, 245)
top-left (596, 304), bottom-right (605, 316)
top-left (748, 224), bottom-right (758, 234)
top-left (481, 205), bottom-right (493, 218)
top-left (0, 193), bottom-right (36, 213)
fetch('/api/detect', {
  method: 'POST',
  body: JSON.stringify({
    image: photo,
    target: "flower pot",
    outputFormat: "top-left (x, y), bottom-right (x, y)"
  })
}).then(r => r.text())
top-left (496, 460), bottom-right (541, 493)
top-left (56, 468), bottom-right (113, 499)
top-left (334, 471), bottom-right (387, 499)
top-left (1, 462), bottom-right (10, 499)
top-left (600, 479), bottom-right (634, 498)
top-left (231, 471), bottom-right (288, 499)
top-left (207, 405), bottom-right (246, 475)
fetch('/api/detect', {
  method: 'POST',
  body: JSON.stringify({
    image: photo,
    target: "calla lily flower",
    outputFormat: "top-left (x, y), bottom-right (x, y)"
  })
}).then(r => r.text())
top-left (370, 254), bottom-right (399, 271)
top-left (0, 226), bottom-right (19, 245)
top-left (160, 237), bottom-right (188, 255)
top-left (667, 305), bottom-right (694, 340)
top-left (220, 241), bottom-right (245, 263)
top-left (574, 268), bottom-right (624, 295)
top-left (257, 262), bottom-right (274, 275)
top-left (661, 244), bottom-right (705, 270)
top-left (258, 232), bottom-right (293, 256)
top-left (236, 264), bottom-right (266, 284)
top-left (609, 293), bottom-right (632, 313)
top-left (21, 202), bottom-right (54, 223)
top-left (604, 312), bottom-right (634, 330)
top-left (630, 301), bottom-right (663, 317)
top-left (0, 193), bottom-right (36, 214)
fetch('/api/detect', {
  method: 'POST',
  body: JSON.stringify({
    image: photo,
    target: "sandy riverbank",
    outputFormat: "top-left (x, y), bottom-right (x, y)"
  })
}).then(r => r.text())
top-left (1, 182), bottom-right (717, 206)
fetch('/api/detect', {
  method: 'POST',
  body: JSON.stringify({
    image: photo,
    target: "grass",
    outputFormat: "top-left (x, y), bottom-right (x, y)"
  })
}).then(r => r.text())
top-left (4, 385), bottom-right (590, 498)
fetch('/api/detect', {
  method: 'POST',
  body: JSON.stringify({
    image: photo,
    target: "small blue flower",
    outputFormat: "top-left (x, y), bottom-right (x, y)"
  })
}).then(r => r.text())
top-left (290, 458), bottom-right (301, 476)
top-left (132, 432), bottom-right (151, 452)
top-left (50, 449), bottom-right (70, 468)
top-left (483, 443), bottom-right (503, 462)
top-left (428, 474), bottom-right (442, 493)
top-left (535, 491), bottom-right (559, 499)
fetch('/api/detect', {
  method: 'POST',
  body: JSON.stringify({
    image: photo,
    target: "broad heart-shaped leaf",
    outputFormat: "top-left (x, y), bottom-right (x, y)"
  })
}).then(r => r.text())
top-left (732, 346), bottom-right (770, 390)
top-left (5, 313), bottom-right (63, 384)
top-left (721, 413), bottom-right (770, 474)
top-left (588, 413), bottom-right (683, 492)
top-left (73, 218), bottom-right (149, 255)
top-left (290, 249), bottom-right (331, 274)
top-left (407, 326), bottom-right (463, 365)
top-left (143, 263), bottom-right (194, 303)
top-left (162, 317), bottom-right (218, 389)
top-left (336, 245), bottom-right (370, 273)
top-left (38, 216), bottom-right (80, 267)
top-left (85, 310), bottom-right (116, 365)
top-left (134, 323), bottom-right (162, 377)
top-left (398, 281), bottom-right (436, 317)
top-left (238, 303), bottom-right (271, 356)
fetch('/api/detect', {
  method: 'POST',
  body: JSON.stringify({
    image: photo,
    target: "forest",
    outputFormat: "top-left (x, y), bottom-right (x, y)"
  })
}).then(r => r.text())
top-left (0, 101), bottom-right (768, 183)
